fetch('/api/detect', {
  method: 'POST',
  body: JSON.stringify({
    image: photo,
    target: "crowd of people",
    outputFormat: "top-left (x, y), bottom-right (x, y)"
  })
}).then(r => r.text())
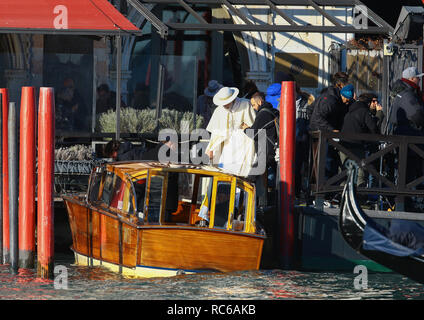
top-left (102, 65), bottom-right (424, 209)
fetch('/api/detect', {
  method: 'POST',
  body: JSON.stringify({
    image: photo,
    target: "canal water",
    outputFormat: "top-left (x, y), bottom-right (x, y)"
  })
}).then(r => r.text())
top-left (0, 252), bottom-right (422, 300)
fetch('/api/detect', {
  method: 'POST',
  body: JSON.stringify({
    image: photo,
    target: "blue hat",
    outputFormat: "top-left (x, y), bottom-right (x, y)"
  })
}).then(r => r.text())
top-left (340, 84), bottom-right (354, 100)
top-left (265, 83), bottom-right (281, 109)
top-left (204, 80), bottom-right (223, 97)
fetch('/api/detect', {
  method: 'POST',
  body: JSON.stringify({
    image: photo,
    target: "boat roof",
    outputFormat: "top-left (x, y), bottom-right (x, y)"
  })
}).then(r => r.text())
top-left (105, 160), bottom-right (253, 183)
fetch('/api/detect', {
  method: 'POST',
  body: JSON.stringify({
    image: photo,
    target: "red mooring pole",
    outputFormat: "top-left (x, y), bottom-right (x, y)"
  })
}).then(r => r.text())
top-left (279, 81), bottom-right (296, 269)
top-left (37, 87), bottom-right (55, 279)
top-left (19, 87), bottom-right (36, 269)
top-left (0, 89), bottom-right (9, 265)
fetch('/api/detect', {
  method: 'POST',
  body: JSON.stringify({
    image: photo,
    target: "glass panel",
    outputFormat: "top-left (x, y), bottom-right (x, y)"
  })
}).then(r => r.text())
top-left (110, 54), bottom-right (202, 135)
top-left (164, 172), bottom-right (179, 222)
top-left (100, 171), bottom-right (125, 211)
top-left (87, 167), bottom-right (104, 204)
top-left (162, 172), bottom-right (194, 224)
top-left (197, 176), bottom-right (213, 223)
top-left (214, 182), bottom-right (231, 229)
top-left (47, 53), bottom-right (93, 132)
top-left (232, 186), bottom-right (248, 232)
top-left (101, 172), bottom-right (115, 206)
top-left (134, 178), bottom-right (147, 218)
top-left (109, 175), bottom-right (125, 210)
top-left (147, 176), bottom-right (163, 223)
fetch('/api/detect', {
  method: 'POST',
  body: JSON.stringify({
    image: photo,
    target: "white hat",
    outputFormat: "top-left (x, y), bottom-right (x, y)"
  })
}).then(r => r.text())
top-left (213, 87), bottom-right (239, 106)
top-left (402, 66), bottom-right (424, 79)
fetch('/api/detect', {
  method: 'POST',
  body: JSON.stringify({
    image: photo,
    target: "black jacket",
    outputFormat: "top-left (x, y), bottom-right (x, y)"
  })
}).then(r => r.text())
top-left (309, 86), bottom-right (347, 132)
top-left (116, 141), bottom-right (146, 161)
top-left (246, 102), bottom-right (278, 165)
top-left (341, 100), bottom-right (378, 148)
top-left (389, 79), bottom-right (424, 136)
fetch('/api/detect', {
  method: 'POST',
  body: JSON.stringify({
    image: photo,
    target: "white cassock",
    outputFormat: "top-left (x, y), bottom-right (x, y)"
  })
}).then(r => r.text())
top-left (205, 97), bottom-right (256, 177)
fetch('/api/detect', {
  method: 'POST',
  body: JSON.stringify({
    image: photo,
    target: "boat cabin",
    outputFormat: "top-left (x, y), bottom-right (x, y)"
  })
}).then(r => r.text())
top-left (86, 161), bottom-right (260, 235)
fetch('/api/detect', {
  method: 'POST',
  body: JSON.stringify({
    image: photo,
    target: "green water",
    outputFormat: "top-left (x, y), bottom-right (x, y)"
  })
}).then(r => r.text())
top-left (0, 253), bottom-right (422, 300)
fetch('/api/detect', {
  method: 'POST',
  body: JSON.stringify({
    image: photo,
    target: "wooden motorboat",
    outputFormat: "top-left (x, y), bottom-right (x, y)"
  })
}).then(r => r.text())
top-left (63, 161), bottom-right (265, 278)
top-left (340, 163), bottom-right (424, 284)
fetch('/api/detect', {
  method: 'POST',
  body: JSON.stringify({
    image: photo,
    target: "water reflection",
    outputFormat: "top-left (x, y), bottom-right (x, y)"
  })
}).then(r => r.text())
top-left (0, 259), bottom-right (422, 300)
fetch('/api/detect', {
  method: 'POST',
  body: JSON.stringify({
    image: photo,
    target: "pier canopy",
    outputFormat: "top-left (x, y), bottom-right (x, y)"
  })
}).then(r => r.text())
top-left (128, 0), bottom-right (394, 36)
top-left (0, 0), bottom-right (141, 36)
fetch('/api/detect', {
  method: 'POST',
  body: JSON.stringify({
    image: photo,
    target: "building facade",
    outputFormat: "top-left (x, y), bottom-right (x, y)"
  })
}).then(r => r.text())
top-left (0, 1), bottom-right (386, 135)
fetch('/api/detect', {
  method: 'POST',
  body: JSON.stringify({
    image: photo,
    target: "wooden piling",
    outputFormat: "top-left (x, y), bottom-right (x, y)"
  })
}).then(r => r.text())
top-left (279, 81), bottom-right (296, 269)
top-left (8, 102), bottom-right (18, 274)
top-left (37, 88), bottom-right (55, 279)
top-left (0, 93), bottom-right (3, 263)
top-left (19, 87), bottom-right (36, 269)
top-left (0, 89), bottom-right (9, 265)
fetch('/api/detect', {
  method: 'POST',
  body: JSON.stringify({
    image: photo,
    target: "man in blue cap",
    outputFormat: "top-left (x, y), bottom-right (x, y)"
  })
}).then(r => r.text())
top-left (340, 84), bottom-right (355, 105)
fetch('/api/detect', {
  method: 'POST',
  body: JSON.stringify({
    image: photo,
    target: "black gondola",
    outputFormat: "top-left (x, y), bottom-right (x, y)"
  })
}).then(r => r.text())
top-left (340, 162), bottom-right (424, 284)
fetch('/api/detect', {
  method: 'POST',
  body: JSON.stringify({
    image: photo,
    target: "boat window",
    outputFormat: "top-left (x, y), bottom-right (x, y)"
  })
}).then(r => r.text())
top-left (100, 171), bottom-right (115, 206)
top-left (197, 176), bottom-right (213, 204)
top-left (87, 167), bottom-right (104, 204)
top-left (164, 172), bottom-right (179, 222)
top-left (147, 176), bottom-right (163, 223)
top-left (232, 187), bottom-right (248, 232)
top-left (214, 182), bottom-right (231, 229)
top-left (134, 178), bottom-right (147, 218)
top-left (110, 176), bottom-right (126, 210)
top-left (122, 183), bottom-right (133, 213)
top-left (178, 172), bottom-right (193, 202)
top-left (197, 176), bottom-right (213, 224)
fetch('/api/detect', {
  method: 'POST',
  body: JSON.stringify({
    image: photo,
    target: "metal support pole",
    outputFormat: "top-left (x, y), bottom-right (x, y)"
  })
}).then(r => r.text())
top-left (8, 102), bottom-right (18, 274)
top-left (0, 89), bottom-right (9, 265)
top-left (115, 35), bottom-right (122, 141)
top-left (155, 36), bottom-right (167, 123)
top-left (92, 55), bottom-right (97, 134)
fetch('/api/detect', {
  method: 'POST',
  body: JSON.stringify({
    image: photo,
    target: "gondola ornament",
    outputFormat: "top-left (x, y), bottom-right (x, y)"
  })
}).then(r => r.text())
top-left (340, 161), bottom-right (424, 284)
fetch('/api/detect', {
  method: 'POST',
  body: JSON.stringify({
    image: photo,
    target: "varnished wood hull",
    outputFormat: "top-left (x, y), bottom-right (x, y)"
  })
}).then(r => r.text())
top-left (64, 196), bottom-right (264, 277)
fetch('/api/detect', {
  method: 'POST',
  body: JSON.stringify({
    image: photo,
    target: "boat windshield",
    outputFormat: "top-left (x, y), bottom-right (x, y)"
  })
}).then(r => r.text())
top-left (147, 176), bottom-right (163, 223)
top-left (233, 186), bottom-right (248, 232)
top-left (133, 178), bottom-right (147, 216)
top-left (214, 182), bottom-right (231, 229)
top-left (87, 167), bottom-right (104, 204)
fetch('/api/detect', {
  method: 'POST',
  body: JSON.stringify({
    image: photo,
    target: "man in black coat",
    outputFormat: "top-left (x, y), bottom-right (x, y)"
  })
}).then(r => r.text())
top-left (388, 67), bottom-right (424, 211)
top-left (247, 91), bottom-right (278, 207)
top-left (309, 72), bottom-right (350, 180)
top-left (103, 140), bottom-right (146, 161)
top-left (309, 72), bottom-right (349, 132)
top-left (340, 93), bottom-right (379, 187)
top-left (248, 92), bottom-right (278, 166)
top-left (388, 67), bottom-right (424, 136)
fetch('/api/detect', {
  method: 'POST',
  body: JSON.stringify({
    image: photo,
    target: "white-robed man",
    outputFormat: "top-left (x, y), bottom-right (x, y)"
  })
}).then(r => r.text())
top-left (205, 86), bottom-right (256, 177)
